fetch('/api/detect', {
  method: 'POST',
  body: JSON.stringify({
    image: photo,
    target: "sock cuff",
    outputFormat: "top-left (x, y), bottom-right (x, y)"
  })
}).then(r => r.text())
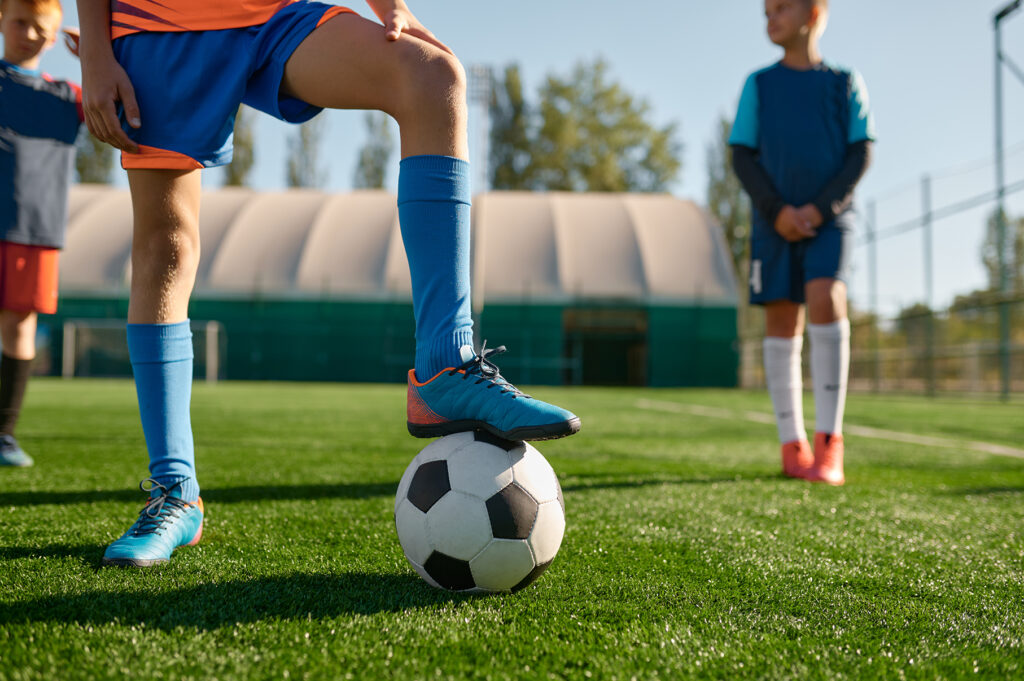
top-left (808, 319), bottom-right (851, 340)
top-left (0, 353), bottom-right (33, 368)
top-left (398, 155), bottom-right (471, 205)
top-left (763, 336), bottom-right (803, 354)
top-left (127, 321), bottom-right (193, 364)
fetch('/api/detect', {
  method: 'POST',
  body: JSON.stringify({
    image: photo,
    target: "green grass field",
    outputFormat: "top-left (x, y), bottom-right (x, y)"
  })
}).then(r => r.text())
top-left (1, 380), bottom-right (1022, 680)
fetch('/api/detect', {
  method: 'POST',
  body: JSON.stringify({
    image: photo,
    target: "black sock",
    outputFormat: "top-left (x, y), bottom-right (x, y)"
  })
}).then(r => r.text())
top-left (0, 354), bottom-right (32, 436)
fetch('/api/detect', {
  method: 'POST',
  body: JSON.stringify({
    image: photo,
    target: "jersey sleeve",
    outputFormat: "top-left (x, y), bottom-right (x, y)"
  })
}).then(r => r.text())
top-left (729, 73), bottom-right (760, 148)
top-left (847, 69), bottom-right (875, 143)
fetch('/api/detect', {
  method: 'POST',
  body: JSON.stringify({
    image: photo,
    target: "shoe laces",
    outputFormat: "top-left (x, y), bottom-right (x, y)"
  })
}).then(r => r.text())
top-left (448, 341), bottom-right (531, 399)
top-left (130, 478), bottom-right (192, 537)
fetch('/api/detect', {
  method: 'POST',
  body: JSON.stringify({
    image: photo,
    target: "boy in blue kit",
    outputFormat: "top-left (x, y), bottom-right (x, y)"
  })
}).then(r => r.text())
top-left (75, 0), bottom-right (581, 567)
top-left (0, 0), bottom-right (82, 467)
top-left (730, 0), bottom-right (874, 485)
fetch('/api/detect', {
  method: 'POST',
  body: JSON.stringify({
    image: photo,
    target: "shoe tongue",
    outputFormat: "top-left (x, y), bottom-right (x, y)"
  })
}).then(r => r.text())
top-left (459, 345), bottom-right (476, 363)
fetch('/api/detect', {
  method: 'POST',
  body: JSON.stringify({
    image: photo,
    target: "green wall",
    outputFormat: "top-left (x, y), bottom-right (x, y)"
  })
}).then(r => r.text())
top-left (42, 296), bottom-right (737, 387)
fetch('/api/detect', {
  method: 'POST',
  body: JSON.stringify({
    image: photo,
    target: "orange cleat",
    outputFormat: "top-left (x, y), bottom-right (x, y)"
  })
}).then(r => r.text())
top-left (781, 439), bottom-right (814, 478)
top-left (807, 432), bottom-right (845, 486)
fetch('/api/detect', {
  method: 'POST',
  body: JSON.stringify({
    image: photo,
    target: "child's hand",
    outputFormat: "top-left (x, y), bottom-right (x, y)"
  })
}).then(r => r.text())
top-left (774, 205), bottom-right (817, 242)
top-left (81, 52), bottom-right (141, 153)
top-left (795, 204), bottom-right (824, 230)
top-left (62, 28), bottom-right (81, 57)
top-left (379, 7), bottom-right (454, 55)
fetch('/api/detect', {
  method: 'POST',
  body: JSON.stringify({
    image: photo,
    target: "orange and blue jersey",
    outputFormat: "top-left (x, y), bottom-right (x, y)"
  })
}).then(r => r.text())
top-left (111, 0), bottom-right (300, 38)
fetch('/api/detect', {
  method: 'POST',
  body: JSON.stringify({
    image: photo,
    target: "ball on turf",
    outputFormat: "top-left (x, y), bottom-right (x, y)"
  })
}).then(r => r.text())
top-left (394, 431), bottom-right (566, 593)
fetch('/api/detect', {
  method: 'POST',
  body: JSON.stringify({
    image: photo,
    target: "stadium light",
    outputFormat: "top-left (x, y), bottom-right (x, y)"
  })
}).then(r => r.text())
top-left (994, 0), bottom-right (1021, 400)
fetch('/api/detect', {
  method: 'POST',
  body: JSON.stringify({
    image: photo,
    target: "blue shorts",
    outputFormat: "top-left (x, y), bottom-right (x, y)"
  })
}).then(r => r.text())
top-left (748, 220), bottom-right (854, 305)
top-left (113, 1), bottom-right (353, 170)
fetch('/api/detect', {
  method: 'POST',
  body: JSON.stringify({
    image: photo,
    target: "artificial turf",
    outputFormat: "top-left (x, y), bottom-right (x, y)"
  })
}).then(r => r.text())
top-left (0, 379), bottom-right (1021, 680)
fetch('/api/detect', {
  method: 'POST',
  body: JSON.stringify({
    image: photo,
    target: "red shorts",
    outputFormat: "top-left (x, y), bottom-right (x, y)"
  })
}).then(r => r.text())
top-left (0, 241), bottom-right (60, 314)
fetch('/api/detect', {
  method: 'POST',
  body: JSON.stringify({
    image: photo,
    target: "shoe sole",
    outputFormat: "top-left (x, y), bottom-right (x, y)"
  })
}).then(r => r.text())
top-left (409, 416), bottom-right (581, 441)
top-left (101, 557), bottom-right (169, 568)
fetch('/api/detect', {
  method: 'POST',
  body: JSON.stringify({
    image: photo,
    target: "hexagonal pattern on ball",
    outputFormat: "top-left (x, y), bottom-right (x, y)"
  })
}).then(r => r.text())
top-left (486, 484), bottom-right (538, 539)
top-left (527, 499), bottom-right (566, 565)
top-left (423, 551), bottom-right (476, 591)
top-left (510, 445), bottom-right (561, 504)
top-left (425, 491), bottom-right (493, 560)
top-left (469, 539), bottom-right (537, 592)
top-left (394, 498), bottom-right (433, 566)
top-left (447, 445), bottom-right (513, 500)
top-left (406, 460), bottom-right (450, 513)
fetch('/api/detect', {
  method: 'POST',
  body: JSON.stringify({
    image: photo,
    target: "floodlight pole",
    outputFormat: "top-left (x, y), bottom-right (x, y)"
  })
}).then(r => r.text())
top-left (994, 0), bottom-right (1020, 400)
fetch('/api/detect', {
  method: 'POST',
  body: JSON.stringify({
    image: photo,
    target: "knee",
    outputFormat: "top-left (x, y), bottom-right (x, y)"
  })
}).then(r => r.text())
top-left (396, 43), bottom-right (466, 121)
top-left (134, 220), bottom-right (200, 285)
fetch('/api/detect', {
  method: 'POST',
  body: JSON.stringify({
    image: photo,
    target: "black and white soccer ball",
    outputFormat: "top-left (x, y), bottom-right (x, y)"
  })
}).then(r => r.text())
top-left (394, 431), bottom-right (566, 593)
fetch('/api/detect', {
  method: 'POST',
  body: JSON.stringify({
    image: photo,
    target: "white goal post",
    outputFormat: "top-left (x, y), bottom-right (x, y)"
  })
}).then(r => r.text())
top-left (61, 319), bottom-right (224, 383)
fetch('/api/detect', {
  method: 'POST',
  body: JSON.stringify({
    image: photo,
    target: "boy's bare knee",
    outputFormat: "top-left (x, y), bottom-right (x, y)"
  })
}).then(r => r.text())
top-left (395, 44), bottom-right (466, 123)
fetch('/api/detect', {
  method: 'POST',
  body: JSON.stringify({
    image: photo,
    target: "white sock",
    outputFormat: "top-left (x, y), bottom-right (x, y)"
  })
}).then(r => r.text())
top-left (808, 319), bottom-right (850, 435)
top-left (763, 336), bottom-right (806, 444)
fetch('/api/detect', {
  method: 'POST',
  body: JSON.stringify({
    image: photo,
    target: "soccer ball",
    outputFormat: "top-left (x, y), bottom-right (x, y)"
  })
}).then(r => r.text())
top-left (394, 431), bottom-right (566, 593)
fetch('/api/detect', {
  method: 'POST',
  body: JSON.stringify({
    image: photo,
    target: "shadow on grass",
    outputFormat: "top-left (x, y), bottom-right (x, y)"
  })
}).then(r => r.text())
top-left (0, 482), bottom-right (399, 507)
top-left (943, 486), bottom-right (1024, 496)
top-left (561, 474), bottom-right (755, 493)
top-left (0, 543), bottom-right (105, 566)
top-left (0, 572), bottom-right (474, 627)
top-left (1, 473), bottom-right (759, 508)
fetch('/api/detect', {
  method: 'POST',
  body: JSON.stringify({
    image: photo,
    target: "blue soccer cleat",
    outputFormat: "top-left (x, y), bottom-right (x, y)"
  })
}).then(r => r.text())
top-left (0, 434), bottom-right (32, 467)
top-left (407, 343), bottom-right (581, 441)
top-left (102, 478), bottom-right (204, 568)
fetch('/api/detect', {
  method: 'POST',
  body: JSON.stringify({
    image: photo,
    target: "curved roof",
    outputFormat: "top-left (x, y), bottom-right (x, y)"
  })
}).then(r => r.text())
top-left (63, 185), bottom-right (738, 306)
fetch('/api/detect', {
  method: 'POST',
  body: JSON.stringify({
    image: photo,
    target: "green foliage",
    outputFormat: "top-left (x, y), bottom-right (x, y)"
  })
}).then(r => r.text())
top-left (223, 106), bottom-right (255, 187)
top-left (352, 112), bottom-right (394, 189)
top-left (1, 380), bottom-right (1022, 680)
top-left (74, 130), bottom-right (114, 184)
top-left (489, 59), bottom-right (682, 192)
top-left (286, 117), bottom-right (327, 189)
top-left (489, 64), bottom-right (533, 190)
top-left (706, 116), bottom-right (751, 281)
top-left (982, 208), bottom-right (1024, 292)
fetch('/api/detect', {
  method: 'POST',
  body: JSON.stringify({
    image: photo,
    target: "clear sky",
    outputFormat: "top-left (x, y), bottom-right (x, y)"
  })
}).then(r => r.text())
top-left (11, 0), bottom-right (1024, 315)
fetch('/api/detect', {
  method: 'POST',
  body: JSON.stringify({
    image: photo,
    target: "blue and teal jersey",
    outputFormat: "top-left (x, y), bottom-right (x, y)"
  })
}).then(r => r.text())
top-left (0, 60), bottom-right (82, 248)
top-left (730, 61), bottom-right (875, 230)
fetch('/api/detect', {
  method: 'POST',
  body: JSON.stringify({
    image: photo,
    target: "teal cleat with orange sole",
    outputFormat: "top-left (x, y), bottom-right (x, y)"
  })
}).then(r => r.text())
top-left (407, 343), bottom-right (581, 441)
top-left (102, 478), bottom-right (204, 568)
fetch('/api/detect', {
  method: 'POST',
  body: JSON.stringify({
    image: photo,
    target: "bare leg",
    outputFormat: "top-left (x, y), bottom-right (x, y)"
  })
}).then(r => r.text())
top-left (0, 310), bottom-right (37, 360)
top-left (281, 13), bottom-right (468, 159)
top-left (806, 278), bottom-right (847, 324)
top-left (126, 169), bottom-right (202, 323)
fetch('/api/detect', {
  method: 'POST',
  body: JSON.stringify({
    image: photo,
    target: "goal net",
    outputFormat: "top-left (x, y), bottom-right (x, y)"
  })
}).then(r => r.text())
top-left (61, 319), bottom-right (225, 382)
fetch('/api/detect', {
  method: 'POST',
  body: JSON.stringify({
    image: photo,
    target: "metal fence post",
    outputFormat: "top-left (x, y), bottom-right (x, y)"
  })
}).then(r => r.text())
top-left (922, 174), bottom-right (936, 396)
top-left (867, 200), bottom-right (880, 393)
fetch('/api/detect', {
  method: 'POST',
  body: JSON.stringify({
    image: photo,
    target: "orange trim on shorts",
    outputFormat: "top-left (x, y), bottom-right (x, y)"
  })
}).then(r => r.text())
top-left (316, 5), bottom-right (355, 28)
top-left (121, 145), bottom-right (204, 170)
top-left (0, 242), bottom-right (60, 315)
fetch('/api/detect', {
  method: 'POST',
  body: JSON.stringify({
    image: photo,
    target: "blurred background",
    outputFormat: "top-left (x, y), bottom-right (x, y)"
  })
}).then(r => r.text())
top-left (13, 0), bottom-right (1024, 398)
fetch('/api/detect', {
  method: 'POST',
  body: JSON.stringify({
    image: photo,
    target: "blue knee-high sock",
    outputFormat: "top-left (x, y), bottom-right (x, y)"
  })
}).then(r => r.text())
top-left (126, 321), bottom-right (199, 502)
top-left (397, 155), bottom-right (474, 381)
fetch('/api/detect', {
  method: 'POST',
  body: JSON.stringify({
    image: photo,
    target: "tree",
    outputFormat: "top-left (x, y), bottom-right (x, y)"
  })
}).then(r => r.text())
top-left (487, 59), bottom-right (683, 192)
top-left (489, 64), bottom-right (533, 190)
top-left (286, 116), bottom-right (327, 188)
top-left (981, 208), bottom-right (1024, 292)
top-left (352, 111), bottom-right (394, 189)
top-left (74, 129), bottom-right (115, 184)
top-left (706, 115), bottom-right (751, 281)
top-left (224, 105), bottom-right (255, 187)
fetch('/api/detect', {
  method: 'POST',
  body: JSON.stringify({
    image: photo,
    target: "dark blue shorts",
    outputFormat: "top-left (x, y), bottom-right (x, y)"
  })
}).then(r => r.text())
top-left (748, 220), bottom-right (854, 305)
top-left (112, 1), bottom-right (353, 170)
